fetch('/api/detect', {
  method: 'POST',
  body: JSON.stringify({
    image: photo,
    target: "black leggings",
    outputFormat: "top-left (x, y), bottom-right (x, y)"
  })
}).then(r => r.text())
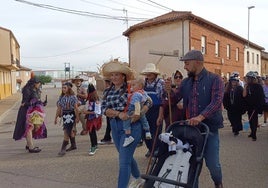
top-left (89, 127), bottom-right (97, 147)
top-left (248, 109), bottom-right (258, 139)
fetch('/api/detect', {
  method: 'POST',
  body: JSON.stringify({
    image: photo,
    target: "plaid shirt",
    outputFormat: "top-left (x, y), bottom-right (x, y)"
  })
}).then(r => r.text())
top-left (188, 70), bottom-right (223, 119)
top-left (101, 84), bottom-right (128, 113)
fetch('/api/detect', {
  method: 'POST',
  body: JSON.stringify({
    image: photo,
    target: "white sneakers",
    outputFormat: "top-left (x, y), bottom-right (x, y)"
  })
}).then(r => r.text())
top-left (145, 132), bottom-right (152, 139)
top-left (128, 177), bottom-right (145, 188)
top-left (123, 136), bottom-right (135, 147)
top-left (261, 123), bottom-right (267, 127)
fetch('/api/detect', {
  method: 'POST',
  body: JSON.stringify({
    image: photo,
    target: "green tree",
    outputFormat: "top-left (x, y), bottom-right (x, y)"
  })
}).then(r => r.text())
top-left (37, 75), bottom-right (52, 84)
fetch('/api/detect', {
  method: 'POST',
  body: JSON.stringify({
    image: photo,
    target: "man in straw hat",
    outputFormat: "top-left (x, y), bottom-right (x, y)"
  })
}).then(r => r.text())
top-left (165, 50), bottom-right (224, 188)
top-left (140, 63), bottom-right (165, 158)
top-left (101, 59), bottom-right (152, 188)
top-left (72, 75), bottom-right (88, 135)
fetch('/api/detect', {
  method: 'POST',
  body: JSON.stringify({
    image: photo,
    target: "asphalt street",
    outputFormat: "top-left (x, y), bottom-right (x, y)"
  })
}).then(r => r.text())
top-left (0, 87), bottom-right (267, 188)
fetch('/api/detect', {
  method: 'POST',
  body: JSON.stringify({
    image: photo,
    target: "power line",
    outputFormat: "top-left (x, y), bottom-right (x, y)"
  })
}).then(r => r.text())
top-left (145, 0), bottom-right (173, 11)
top-left (14, 0), bottom-right (148, 21)
top-left (105, 0), bottom-right (163, 14)
top-left (137, 0), bottom-right (171, 11)
top-left (80, 0), bottom-right (156, 17)
top-left (22, 35), bottom-right (123, 59)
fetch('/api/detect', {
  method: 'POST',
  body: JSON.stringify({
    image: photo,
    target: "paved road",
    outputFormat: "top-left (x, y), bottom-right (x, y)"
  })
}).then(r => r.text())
top-left (0, 87), bottom-right (267, 188)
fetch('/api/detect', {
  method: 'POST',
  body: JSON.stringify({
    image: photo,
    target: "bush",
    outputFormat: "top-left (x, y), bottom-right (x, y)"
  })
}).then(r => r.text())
top-left (37, 75), bottom-right (52, 84)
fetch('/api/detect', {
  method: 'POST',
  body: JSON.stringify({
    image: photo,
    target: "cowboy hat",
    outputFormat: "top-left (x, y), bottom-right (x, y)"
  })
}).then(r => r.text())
top-left (101, 60), bottom-right (134, 81)
top-left (140, 63), bottom-right (160, 75)
top-left (71, 75), bottom-right (84, 83)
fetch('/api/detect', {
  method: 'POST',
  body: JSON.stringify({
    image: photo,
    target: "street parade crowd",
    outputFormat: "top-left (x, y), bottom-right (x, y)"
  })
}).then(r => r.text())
top-left (12, 50), bottom-right (268, 188)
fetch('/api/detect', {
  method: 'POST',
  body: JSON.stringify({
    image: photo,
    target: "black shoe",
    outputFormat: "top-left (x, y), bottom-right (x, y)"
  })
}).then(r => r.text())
top-left (137, 140), bottom-right (143, 147)
top-left (215, 183), bottom-right (223, 188)
top-left (26, 146), bottom-right (39, 150)
top-left (29, 147), bottom-right (41, 153)
top-left (234, 132), bottom-right (239, 136)
top-left (58, 150), bottom-right (66, 156)
top-left (66, 146), bottom-right (77, 152)
top-left (145, 150), bottom-right (151, 158)
top-left (248, 134), bottom-right (252, 138)
top-left (98, 139), bottom-right (113, 145)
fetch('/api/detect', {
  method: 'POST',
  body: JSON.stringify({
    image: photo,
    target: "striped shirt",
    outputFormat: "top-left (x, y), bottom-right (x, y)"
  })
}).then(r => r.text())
top-left (57, 95), bottom-right (78, 111)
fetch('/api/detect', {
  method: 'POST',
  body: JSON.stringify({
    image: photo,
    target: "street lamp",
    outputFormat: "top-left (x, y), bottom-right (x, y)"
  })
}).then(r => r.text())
top-left (247, 6), bottom-right (255, 48)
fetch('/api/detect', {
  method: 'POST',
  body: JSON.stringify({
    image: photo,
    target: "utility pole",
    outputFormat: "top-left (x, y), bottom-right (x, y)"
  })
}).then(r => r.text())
top-left (113, 8), bottom-right (129, 64)
top-left (247, 6), bottom-right (255, 48)
top-left (123, 8), bottom-right (128, 29)
top-left (64, 62), bottom-right (70, 80)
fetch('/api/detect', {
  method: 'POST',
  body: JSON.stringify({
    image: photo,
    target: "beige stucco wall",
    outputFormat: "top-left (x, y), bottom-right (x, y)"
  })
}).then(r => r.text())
top-left (128, 21), bottom-right (190, 78)
top-left (261, 58), bottom-right (268, 76)
top-left (0, 29), bottom-right (11, 65)
top-left (0, 27), bottom-right (21, 98)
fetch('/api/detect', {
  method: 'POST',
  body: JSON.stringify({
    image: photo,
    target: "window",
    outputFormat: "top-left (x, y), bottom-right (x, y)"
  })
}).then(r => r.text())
top-left (235, 48), bottom-right (239, 61)
top-left (252, 52), bottom-right (254, 64)
top-left (227, 44), bottom-right (231, 59)
top-left (215, 40), bottom-right (220, 57)
top-left (247, 51), bottom-right (249, 63)
top-left (201, 36), bottom-right (206, 54)
top-left (257, 54), bottom-right (259, 65)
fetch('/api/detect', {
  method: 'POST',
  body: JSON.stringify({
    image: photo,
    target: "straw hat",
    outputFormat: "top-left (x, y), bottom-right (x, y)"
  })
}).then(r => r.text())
top-left (101, 60), bottom-right (134, 81)
top-left (140, 63), bottom-right (160, 75)
top-left (71, 75), bottom-right (84, 83)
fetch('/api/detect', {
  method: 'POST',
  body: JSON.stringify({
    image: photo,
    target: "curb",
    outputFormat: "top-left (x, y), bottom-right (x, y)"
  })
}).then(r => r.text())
top-left (0, 94), bottom-right (21, 122)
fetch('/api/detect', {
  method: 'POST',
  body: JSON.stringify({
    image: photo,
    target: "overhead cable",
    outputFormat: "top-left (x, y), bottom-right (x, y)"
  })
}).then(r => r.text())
top-left (145, 0), bottom-right (173, 11)
top-left (22, 35), bottom-right (123, 59)
top-left (80, 0), bottom-right (156, 17)
top-left (15, 0), bottom-right (147, 21)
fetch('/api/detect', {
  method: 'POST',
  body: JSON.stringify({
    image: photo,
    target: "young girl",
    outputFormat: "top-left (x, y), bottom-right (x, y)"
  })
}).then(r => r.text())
top-left (54, 82), bottom-right (79, 156)
top-left (83, 89), bottom-right (102, 156)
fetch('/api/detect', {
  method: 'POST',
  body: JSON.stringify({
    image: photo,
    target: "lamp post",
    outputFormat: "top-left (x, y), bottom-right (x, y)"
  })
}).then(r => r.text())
top-left (247, 6), bottom-right (255, 48)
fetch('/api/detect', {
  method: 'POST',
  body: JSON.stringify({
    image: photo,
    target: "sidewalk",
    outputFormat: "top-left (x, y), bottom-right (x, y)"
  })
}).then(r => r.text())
top-left (0, 92), bottom-right (21, 121)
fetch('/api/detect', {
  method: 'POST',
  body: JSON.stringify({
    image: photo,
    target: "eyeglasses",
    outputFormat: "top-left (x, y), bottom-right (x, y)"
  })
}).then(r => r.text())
top-left (174, 75), bottom-right (183, 79)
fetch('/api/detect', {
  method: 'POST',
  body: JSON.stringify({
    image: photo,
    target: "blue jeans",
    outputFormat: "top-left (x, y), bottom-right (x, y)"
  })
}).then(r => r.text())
top-left (123, 114), bottom-right (150, 132)
top-left (110, 118), bottom-right (142, 188)
top-left (194, 130), bottom-right (222, 188)
top-left (203, 130), bottom-right (223, 185)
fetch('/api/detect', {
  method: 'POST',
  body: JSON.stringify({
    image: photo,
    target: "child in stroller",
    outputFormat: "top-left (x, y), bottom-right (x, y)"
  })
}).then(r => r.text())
top-left (141, 120), bottom-right (209, 188)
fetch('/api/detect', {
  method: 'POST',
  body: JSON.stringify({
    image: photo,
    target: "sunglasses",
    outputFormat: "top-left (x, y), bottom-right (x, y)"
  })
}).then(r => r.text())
top-left (174, 75), bottom-right (183, 79)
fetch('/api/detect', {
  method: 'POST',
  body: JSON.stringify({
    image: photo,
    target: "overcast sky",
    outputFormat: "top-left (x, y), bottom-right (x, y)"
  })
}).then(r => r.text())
top-left (1, 0), bottom-right (267, 72)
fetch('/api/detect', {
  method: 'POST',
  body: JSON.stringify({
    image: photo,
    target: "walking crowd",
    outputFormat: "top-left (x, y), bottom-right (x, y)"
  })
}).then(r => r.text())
top-left (12, 50), bottom-right (267, 188)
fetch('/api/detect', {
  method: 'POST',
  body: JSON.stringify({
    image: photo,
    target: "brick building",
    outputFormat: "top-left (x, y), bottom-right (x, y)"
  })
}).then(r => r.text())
top-left (123, 11), bottom-right (264, 79)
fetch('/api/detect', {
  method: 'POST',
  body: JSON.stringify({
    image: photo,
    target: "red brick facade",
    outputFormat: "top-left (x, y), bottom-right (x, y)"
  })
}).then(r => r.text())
top-left (190, 22), bottom-right (244, 77)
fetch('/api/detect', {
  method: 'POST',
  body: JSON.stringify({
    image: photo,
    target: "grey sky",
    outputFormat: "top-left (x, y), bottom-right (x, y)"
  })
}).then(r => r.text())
top-left (1, 0), bottom-right (267, 72)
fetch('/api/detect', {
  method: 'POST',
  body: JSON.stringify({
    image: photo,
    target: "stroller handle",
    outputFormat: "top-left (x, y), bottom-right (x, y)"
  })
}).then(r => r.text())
top-left (172, 120), bottom-right (210, 134)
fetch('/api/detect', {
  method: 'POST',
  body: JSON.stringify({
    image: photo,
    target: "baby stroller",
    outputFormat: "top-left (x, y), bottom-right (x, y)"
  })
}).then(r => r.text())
top-left (141, 120), bottom-right (209, 188)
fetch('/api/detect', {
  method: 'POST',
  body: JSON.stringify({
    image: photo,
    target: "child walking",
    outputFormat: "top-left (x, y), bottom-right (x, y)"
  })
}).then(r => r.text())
top-left (83, 88), bottom-right (102, 155)
top-left (123, 78), bottom-right (152, 147)
top-left (54, 82), bottom-right (79, 156)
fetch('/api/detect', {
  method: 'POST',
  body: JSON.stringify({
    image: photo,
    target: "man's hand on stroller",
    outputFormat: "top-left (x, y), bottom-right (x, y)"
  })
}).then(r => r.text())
top-left (187, 114), bottom-right (205, 126)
